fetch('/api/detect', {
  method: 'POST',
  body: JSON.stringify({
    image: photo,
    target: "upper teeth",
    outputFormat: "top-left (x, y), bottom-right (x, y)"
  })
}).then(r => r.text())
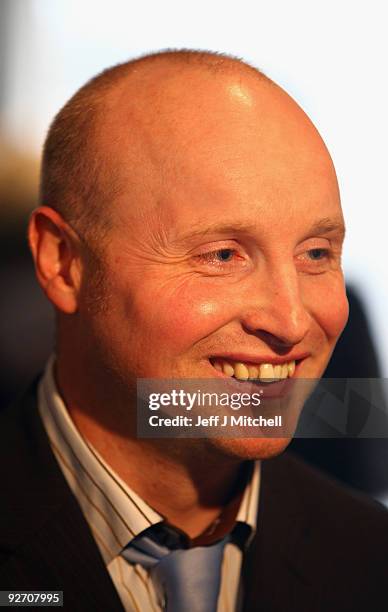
top-left (212, 360), bottom-right (296, 382)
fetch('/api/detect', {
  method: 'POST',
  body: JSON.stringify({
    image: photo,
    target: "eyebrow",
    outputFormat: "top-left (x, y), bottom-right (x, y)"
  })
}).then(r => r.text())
top-left (306, 217), bottom-right (346, 238)
top-left (175, 217), bottom-right (346, 244)
top-left (175, 222), bottom-right (258, 243)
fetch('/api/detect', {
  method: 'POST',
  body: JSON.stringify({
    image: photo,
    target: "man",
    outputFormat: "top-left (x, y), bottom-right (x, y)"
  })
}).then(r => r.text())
top-left (1, 50), bottom-right (387, 611)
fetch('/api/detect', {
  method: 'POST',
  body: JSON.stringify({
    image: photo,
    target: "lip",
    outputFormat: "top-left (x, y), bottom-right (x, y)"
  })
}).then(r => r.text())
top-left (209, 368), bottom-right (296, 398)
top-left (208, 351), bottom-right (310, 366)
top-left (206, 357), bottom-right (303, 398)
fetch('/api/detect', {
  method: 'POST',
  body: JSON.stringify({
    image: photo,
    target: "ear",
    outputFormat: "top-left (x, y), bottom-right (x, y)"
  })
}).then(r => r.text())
top-left (28, 206), bottom-right (82, 314)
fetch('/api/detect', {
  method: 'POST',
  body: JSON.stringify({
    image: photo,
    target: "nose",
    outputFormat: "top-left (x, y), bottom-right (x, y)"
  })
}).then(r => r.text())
top-left (241, 265), bottom-right (311, 348)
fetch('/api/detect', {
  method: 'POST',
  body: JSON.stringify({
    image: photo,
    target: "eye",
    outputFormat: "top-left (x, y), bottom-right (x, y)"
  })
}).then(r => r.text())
top-left (213, 248), bottom-right (235, 262)
top-left (192, 244), bottom-right (249, 275)
top-left (307, 248), bottom-right (329, 260)
top-left (196, 248), bottom-right (241, 265)
top-left (295, 243), bottom-right (338, 275)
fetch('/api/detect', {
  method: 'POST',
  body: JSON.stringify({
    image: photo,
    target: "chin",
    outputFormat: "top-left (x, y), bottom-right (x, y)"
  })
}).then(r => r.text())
top-left (207, 436), bottom-right (293, 461)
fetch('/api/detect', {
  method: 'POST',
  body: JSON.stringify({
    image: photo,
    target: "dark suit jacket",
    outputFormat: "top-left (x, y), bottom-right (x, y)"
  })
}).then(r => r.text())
top-left (1, 382), bottom-right (388, 612)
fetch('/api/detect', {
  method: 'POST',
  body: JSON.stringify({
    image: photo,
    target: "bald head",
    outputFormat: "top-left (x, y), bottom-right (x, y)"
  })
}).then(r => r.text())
top-left (41, 48), bottom-right (337, 260)
top-left (40, 50), bottom-right (272, 244)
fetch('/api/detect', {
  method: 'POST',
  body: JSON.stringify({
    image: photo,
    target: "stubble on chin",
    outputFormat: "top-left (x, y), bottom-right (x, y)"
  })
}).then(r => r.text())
top-left (202, 437), bottom-right (292, 462)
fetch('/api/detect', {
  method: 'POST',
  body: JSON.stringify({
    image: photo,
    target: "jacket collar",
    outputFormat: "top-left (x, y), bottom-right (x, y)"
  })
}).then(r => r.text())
top-left (242, 453), bottom-right (323, 612)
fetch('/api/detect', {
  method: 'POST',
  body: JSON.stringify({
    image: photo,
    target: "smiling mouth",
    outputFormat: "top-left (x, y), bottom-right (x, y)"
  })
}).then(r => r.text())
top-left (209, 358), bottom-right (297, 383)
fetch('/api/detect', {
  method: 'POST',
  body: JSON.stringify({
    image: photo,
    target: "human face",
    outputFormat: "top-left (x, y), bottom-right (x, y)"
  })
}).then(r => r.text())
top-left (78, 76), bottom-right (348, 457)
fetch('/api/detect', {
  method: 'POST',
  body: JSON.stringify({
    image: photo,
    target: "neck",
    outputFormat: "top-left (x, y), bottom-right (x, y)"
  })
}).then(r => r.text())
top-left (69, 403), bottom-right (247, 538)
top-left (55, 355), bottom-right (249, 538)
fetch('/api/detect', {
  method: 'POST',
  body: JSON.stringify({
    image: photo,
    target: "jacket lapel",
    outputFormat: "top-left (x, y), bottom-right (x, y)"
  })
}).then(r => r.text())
top-left (0, 382), bottom-right (124, 611)
top-left (242, 454), bottom-right (323, 612)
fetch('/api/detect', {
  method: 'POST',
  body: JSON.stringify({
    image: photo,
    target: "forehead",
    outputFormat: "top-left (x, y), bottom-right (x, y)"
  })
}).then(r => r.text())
top-left (154, 186), bottom-right (342, 252)
top-left (105, 70), bottom-right (342, 240)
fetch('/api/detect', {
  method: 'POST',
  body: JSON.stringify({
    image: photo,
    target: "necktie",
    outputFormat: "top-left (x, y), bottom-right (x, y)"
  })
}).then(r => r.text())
top-left (122, 524), bottom-right (230, 611)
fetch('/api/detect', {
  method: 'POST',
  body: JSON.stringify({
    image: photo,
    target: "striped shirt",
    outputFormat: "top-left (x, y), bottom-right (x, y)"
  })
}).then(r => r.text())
top-left (38, 357), bottom-right (260, 611)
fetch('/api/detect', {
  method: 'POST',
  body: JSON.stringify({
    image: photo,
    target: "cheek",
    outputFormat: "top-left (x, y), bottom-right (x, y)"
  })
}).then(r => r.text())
top-left (307, 276), bottom-right (349, 340)
top-left (133, 280), bottom-right (234, 351)
top-left (156, 297), bottom-right (227, 347)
